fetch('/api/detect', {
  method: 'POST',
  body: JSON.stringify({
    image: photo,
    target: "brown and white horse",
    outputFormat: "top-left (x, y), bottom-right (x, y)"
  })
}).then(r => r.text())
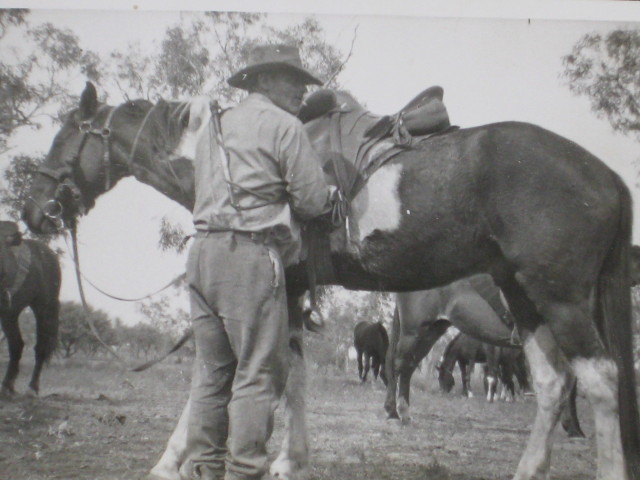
top-left (23, 82), bottom-right (640, 480)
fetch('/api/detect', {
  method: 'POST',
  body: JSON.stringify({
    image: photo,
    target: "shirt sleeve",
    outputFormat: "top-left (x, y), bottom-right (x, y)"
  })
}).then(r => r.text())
top-left (278, 118), bottom-right (332, 220)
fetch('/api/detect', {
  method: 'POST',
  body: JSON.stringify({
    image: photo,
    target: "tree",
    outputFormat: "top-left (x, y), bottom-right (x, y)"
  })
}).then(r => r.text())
top-left (57, 301), bottom-right (116, 358)
top-left (119, 322), bottom-right (166, 358)
top-left (0, 11), bottom-right (101, 154)
top-left (0, 9), bottom-right (102, 223)
top-left (562, 29), bottom-right (640, 142)
top-left (138, 294), bottom-right (190, 341)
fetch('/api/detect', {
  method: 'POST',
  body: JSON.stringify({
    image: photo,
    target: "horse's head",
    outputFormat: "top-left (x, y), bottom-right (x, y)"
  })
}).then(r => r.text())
top-left (23, 82), bottom-right (150, 233)
top-left (22, 82), bottom-right (197, 234)
top-left (436, 361), bottom-right (455, 393)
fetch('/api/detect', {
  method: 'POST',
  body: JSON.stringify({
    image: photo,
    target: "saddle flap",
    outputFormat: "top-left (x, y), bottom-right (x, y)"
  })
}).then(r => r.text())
top-left (298, 89), bottom-right (337, 124)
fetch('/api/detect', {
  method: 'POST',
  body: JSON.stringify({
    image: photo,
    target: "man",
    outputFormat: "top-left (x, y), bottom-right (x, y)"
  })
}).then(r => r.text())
top-left (180, 44), bottom-right (334, 480)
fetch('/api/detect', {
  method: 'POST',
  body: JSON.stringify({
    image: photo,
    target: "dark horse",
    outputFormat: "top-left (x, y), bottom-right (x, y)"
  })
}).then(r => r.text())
top-left (436, 331), bottom-right (529, 401)
top-left (0, 221), bottom-right (60, 396)
top-left (23, 82), bottom-right (640, 479)
top-left (353, 320), bottom-right (389, 384)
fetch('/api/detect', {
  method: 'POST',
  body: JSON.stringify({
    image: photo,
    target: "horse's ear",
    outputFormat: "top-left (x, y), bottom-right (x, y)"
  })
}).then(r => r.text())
top-left (79, 81), bottom-right (98, 120)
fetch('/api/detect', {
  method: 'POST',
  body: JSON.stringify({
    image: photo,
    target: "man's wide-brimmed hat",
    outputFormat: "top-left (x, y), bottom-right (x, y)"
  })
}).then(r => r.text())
top-left (227, 44), bottom-right (323, 89)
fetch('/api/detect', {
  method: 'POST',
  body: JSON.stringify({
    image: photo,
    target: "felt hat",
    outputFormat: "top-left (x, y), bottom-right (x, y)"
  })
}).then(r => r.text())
top-left (227, 44), bottom-right (323, 89)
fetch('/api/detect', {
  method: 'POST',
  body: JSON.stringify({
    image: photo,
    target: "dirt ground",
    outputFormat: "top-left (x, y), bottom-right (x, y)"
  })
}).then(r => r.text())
top-left (0, 357), bottom-right (596, 480)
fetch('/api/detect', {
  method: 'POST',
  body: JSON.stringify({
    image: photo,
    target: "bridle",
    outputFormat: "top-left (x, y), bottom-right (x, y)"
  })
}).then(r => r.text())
top-left (29, 102), bottom-right (156, 232)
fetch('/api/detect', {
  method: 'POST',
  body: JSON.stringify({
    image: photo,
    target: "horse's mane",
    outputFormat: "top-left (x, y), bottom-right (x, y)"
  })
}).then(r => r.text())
top-left (114, 98), bottom-right (190, 159)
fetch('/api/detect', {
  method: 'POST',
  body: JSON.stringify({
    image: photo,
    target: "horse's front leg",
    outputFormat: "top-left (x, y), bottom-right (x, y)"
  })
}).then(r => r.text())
top-left (148, 400), bottom-right (190, 480)
top-left (1, 314), bottom-right (23, 396)
top-left (270, 293), bottom-right (309, 480)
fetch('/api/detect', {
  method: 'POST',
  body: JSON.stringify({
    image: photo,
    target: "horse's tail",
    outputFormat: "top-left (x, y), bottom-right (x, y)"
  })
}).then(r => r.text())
top-left (32, 241), bottom-right (61, 363)
top-left (596, 174), bottom-right (640, 479)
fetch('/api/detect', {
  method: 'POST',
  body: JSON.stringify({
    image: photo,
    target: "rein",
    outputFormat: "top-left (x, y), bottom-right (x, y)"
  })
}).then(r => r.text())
top-left (66, 228), bottom-right (191, 372)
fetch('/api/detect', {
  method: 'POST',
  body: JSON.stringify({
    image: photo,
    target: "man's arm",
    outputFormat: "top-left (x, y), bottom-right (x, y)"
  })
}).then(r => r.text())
top-left (279, 119), bottom-right (333, 220)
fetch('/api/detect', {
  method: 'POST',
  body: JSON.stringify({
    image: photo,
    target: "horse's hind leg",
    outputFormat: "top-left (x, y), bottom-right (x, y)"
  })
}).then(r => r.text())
top-left (149, 400), bottom-right (190, 480)
top-left (356, 349), bottom-right (364, 381)
top-left (384, 310), bottom-right (401, 419)
top-left (29, 302), bottom-right (59, 394)
top-left (560, 376), bottom-right (585, 438)
top-left (500, 282), bottom-right (571, 480)
top-left (532, 297), bottom-right (626, 479)
top-left (372, 356), bottom-right (381, 381)
top-left (270, 330), bottom-right (309, 479)
top-left (362, 354), bottom-right (371, 382)
top-left (1, 314), bottom-right (23, 395)
top-left (270, 296), bottom-right (310, 480)
top-left (459, 361), bottom-right (471, 398)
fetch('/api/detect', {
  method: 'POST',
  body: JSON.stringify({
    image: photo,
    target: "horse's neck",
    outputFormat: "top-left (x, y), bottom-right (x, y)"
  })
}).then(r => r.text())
top-left (127, 98), bottom-right (199, 212)
top-left (132, 156), bottom-right (195, 212)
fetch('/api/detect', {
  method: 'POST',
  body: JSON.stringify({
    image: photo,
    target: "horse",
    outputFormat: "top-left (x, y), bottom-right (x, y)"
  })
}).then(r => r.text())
top-left (353, 320), bottom-right (389, 384)
top-left (0, 221), bottom-right (60, 396)
top-left (386, 275), bottom-right (585, 437)
top-left (23, 82), bottom-right (640, 480)
top-left (436, 331), bottom-right (528, 401)
top-left (384, 274), bottom-right (516, 421)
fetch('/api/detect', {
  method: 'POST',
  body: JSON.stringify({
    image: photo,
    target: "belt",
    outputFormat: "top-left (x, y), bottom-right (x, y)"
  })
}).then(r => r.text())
top-left (194, 230), bottom-right (269, 242)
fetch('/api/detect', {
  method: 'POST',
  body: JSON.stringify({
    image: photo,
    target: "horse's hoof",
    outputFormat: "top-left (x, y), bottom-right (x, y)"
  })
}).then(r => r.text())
top-left (386, 410), bottom-right (400, 420)
top-left (145, 473), bottom-right (179, 480)
top-left (270, 457), bottom-right (308, 480)
top-left (0, 386), bottom-right (15, 398)
top-left (399, 415), bottom-right (412, 426)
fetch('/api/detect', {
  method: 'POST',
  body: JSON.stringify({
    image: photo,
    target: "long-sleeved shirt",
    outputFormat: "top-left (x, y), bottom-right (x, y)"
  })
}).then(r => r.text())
top-left (192, 92), bottom-right (332, 266)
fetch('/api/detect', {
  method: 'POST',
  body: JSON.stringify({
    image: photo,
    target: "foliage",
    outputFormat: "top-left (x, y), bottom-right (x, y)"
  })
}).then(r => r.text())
top-left (157, 217), bottom-right (188, 253)
top-left (104, 12), bottom-right (345, 105)
top-left (138, 293), bottom-right (189, 339)
top-left (1, 153), bottom-right (41, 220)
top-left (57, 301), bottom-right (117, 358)
top-left (562, 29), bottom-right (640, 142)
top-left (118, 322), bottom-right (167, 358)
top-left (0, 16), bottom-right (101, 154)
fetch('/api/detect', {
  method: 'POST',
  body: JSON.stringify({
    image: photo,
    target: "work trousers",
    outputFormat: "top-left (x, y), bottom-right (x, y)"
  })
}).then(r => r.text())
top-left (182, 231), bottom-right (289, 480)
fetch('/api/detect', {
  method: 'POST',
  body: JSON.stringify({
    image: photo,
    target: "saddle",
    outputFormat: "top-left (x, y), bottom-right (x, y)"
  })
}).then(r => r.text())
top-left (298, 86), bottom-right (452, 199)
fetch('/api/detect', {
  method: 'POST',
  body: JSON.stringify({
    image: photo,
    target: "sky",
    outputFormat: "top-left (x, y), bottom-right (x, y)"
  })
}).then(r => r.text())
top-left (2, 1), bottom-right (640, 324)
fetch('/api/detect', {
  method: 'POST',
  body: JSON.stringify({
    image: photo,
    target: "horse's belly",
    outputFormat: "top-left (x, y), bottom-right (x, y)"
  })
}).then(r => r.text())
top-left (342, 162), bottom-right (491, 290)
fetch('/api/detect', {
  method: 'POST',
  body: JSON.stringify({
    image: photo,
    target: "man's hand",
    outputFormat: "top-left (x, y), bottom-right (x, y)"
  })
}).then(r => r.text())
top-left (310, 188), bottom-right (347, 233)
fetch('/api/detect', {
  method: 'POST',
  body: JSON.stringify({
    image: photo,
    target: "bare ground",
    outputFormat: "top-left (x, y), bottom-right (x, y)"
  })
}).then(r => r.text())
top-left (0, 358), bottom-right (596, 480)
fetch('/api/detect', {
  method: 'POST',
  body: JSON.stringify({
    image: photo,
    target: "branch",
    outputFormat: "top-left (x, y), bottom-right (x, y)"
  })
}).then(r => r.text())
top-left (323, 24), bottom-right (359, 87)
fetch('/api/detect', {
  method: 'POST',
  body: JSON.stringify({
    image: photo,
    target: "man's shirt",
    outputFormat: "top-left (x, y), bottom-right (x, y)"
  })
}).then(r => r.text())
top-left (192, 92), bottom-right (331, 265)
